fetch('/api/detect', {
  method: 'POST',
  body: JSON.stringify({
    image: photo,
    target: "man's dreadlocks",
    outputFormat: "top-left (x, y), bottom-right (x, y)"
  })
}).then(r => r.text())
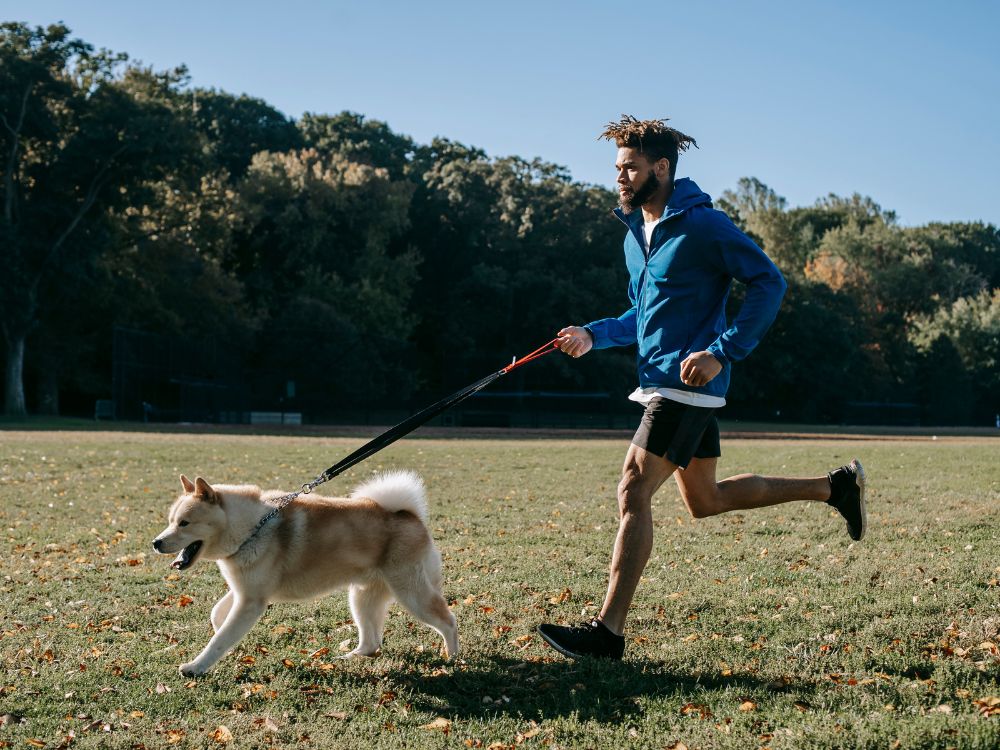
top-left (600, 115), bottom-right (698, 180)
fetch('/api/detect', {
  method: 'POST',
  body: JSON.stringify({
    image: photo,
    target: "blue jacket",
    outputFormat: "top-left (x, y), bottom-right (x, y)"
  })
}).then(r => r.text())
top-left (585, 178), bottom-right (786, 400)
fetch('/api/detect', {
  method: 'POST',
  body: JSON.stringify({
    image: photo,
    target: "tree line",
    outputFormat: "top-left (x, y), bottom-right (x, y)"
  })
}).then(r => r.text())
top-left (2, 23), bottom-right (998, 425)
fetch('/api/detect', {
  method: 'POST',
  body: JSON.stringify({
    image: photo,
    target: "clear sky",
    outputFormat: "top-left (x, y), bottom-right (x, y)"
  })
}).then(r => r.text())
top-left (7, 1), bottom-right (999, 226)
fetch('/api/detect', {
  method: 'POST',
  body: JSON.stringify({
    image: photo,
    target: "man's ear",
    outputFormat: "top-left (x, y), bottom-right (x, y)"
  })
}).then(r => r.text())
top-left (180, 475), bottom-right (195, 493)
top-left (194, 477), bottom-right (218, 503)
top-left (656, 157), bottom-right (671, 179)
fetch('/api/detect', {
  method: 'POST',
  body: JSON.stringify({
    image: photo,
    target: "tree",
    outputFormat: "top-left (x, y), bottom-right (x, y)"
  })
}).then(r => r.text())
top-left (0, 23), bottom-right (193, 415)
top-left (299, 111), bottom-right (414, 179)
top-left (191, 89), bottom-right (303, 178)
top-left (228, 148), bottom-right (419, 406)
top-left (910, 289), bottom-right (1000, 424)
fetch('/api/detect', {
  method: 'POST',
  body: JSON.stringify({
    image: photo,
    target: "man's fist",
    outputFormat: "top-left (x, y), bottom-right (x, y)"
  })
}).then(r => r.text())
top-left (680, 351), bottom-right (723, 387)
top-left (556, 326), bottom-right (594, 358)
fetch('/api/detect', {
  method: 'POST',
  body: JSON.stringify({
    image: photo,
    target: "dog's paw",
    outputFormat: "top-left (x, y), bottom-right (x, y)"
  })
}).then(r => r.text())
top-left (179, 661), bottom-right (207, 677)
top-left (337, 648), bottom-right (380, 660)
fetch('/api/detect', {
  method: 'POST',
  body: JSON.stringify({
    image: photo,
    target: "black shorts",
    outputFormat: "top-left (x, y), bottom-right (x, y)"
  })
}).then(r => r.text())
top-left (631, 397), bottom-right (721, 468)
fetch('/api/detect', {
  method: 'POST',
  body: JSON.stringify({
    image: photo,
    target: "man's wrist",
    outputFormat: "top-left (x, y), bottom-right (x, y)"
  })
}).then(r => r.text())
top-left (706, 346), bottom-right (727, 366)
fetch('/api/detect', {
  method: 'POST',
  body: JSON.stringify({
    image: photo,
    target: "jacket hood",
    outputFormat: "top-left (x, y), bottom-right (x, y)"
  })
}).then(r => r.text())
top-left (614, 177), bottom-right (713, 228)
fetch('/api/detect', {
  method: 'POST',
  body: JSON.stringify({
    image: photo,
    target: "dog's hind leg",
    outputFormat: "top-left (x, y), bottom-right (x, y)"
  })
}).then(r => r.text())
top-left (385, 553), bottom-right (458, 660)
top-left (211, 590), bottom-right (234, 633)
top-left (342, 578), bottom-right (393, 659)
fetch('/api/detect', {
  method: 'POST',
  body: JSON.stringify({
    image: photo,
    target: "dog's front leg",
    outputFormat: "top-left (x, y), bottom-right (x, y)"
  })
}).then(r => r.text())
top-left (179, 597), bottom-right (267, 677)
top-left (211, 590), bottom-right (234, 633)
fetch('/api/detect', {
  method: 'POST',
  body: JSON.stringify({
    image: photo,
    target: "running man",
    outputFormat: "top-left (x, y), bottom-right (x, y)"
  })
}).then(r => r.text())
top-left (537, 115), bottom-right (866, 660)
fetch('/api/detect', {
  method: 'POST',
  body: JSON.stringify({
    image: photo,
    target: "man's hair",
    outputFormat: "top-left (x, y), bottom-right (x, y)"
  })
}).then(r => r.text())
top-left (599, 115), bottom-right (698, 180)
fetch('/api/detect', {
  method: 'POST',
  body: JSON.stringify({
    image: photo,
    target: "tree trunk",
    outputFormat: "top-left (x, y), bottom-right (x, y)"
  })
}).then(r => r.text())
top-left (4, 334), bottom-right (27, 417)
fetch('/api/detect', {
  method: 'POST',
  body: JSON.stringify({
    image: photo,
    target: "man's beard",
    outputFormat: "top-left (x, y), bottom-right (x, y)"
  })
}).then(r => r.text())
top-left (619, 170), bottom-right (660, 213)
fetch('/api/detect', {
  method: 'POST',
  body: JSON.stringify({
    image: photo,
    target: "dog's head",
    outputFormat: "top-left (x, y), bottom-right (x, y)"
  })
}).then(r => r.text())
top-left (152, 475), bottom-right (226, 570)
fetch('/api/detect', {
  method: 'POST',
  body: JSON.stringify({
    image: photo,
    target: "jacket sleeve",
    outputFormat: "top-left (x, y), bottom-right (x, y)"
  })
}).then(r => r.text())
top-left (705, 215), bottom-right (787, 364)
top-left (583, 278), bottom-right (638, 349)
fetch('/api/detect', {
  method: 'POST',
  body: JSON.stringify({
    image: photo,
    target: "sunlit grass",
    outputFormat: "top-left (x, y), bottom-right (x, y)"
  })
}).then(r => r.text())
top-left (1, 429), bottom-right (998, 749)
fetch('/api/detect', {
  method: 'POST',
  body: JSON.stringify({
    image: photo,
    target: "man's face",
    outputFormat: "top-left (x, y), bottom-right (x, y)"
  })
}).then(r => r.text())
top-left (615, 147), bottom-right (665, 213)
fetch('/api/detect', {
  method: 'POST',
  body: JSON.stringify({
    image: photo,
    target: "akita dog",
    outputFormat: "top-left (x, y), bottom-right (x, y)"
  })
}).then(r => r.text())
top-left (152, 471), bottom-right (457, 676)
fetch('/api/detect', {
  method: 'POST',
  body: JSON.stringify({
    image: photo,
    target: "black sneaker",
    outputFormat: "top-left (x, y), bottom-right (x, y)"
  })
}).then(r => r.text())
top-left (827, 458), bottom-right (867, 541)
top-left (537, 619), bottom-right (625, 660)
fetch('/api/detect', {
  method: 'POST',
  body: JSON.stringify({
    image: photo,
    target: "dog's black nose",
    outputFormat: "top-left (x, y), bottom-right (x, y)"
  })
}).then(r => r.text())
top-left (152, 539), bottom-right (164, 552)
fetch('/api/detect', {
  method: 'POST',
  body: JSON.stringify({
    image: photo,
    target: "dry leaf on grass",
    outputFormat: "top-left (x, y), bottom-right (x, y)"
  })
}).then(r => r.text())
top-left (974, 696), bottom-right (1000, 717)
top-left (420, 717), bottom-right (452, 733)
top-left (680, 702), bottom-right (712, 719)
top-left (210, 725), bottom-right (233, 744)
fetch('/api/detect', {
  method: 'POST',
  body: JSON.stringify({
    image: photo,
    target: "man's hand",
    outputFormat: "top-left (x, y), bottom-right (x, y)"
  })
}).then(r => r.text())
top-left (556, 326), bottom-right (593, 358)
top-left (680, 351), bottom-right (723, 387)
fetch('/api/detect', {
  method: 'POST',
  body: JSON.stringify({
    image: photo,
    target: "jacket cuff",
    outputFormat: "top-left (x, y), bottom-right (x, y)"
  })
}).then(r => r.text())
top-left (707, 342), bottom-right (728, 365)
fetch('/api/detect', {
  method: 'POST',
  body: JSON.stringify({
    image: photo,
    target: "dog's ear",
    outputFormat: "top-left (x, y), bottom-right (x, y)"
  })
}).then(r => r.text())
top-left (180, 475), bottom-right (196, 493)
top-left (194, 477), bottom-right (218, 503)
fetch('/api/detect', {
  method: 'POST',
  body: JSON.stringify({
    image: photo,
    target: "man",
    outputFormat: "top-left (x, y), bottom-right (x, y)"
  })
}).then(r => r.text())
top-left (537, 115), bottom-right (866, 660)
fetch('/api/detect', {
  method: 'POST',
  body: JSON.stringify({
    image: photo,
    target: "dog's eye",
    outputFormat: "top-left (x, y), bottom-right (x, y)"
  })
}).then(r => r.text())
top-left (179, 521), bottom-right (190, 527)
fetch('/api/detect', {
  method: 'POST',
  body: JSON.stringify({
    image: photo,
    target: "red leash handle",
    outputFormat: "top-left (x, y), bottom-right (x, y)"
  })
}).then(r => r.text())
top-left (501, 337), bottom-right (561, 374)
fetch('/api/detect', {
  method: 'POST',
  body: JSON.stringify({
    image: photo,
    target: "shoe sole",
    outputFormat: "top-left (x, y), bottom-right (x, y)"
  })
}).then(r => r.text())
top-left (851, 458), bottom-right (867, 541)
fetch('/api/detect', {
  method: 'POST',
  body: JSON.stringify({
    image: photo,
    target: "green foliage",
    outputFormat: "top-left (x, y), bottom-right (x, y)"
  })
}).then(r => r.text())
top-left (0, 22), bottom-right (197, 415)
top-left (300, 111), bottom-right (414, 178)
top-left (909, 290), bottom-right (1000, 422)
top-left (230, 148), bottom-right (420, 402)
top-left (191, 89), bottom-right (304, 178)
top-left (3, 23), bottom-right (998, 424)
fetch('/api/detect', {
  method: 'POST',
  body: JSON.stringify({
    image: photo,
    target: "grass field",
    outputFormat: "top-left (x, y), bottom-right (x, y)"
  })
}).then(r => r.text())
top-left (1, 428), bottom-right (998, 749)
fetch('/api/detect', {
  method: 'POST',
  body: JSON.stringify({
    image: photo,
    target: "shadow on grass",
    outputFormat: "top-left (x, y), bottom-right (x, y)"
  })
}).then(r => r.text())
top-left (309, 652), bottom-right (818, 724)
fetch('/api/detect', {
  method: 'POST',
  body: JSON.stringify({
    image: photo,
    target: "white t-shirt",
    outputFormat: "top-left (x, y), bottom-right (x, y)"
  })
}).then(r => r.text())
top-left (629, 386), bottom-right (726, 409)
top-left (643, 218), bottom-right (657, 248)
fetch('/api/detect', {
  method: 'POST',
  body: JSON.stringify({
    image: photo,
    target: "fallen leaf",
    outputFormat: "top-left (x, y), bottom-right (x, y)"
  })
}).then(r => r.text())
top-left (738, 700), bottom-right (757, 712)
top-left (973, 696), bottom-right (1000, 717)
top-left (210, 725), bottom-right (233, 744)
top-left (680, 702), bottom-right (712, 719)
top-left (420, 717), bottom-right (452, 733)
top-left (547, 588), bottom-right (571, 604)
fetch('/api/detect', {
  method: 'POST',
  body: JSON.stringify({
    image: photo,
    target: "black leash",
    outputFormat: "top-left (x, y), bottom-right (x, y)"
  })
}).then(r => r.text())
top-left (230, 338), bottom-right (561, 556)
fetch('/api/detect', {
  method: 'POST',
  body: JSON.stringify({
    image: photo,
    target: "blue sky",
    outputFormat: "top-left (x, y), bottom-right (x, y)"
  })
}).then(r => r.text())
top-left (8, 1), bottom-right (999, 226)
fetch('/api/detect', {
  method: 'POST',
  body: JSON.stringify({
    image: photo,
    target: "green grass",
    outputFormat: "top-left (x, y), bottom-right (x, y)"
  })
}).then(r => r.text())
top-left (1, 429), bottom-right (998, 749)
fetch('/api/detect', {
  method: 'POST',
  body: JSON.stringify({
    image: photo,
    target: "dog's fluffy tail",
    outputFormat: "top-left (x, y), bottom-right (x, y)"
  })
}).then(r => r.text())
top-left (351, 470), bottom-right (428, 524)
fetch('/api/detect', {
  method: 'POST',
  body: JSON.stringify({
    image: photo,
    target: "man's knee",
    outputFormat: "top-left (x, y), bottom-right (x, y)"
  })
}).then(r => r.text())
top-left (682, 485), bottom-right (728, 518)
top-left (617, 473), bottom-right (654, 517)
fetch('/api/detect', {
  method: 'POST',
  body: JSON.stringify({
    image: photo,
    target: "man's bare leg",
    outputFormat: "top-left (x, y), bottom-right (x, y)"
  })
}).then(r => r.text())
top-left (673, 457), bottom-right (831, 518)
top-left (597, 443), bottom-right (677, 635)
top-left (600, 454), bottom-right (833, 635)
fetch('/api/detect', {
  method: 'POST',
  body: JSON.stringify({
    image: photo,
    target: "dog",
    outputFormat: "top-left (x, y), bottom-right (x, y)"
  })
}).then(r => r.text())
top-left (152, 470), bottom-right (458, 676)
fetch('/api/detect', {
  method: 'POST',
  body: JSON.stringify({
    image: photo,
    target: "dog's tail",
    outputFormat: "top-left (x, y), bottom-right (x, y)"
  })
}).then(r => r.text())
top-left (350, 470), bottom-right (429, 524)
